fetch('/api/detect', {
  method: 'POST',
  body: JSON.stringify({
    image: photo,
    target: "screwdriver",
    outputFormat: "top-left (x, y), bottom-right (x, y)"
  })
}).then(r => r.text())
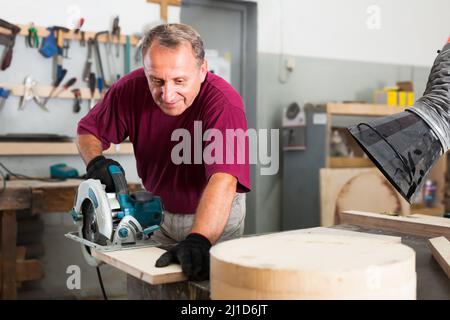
top-left (53, 77), bottom-right (77, 98)
top-left (71, 88), bottom-right (81, 113)
top-left (42, 69), bottom-right (67, 106)
top-left (89, 72), bottom-right (96, 109)
top-left (97, 77), bottom-right (104, 99)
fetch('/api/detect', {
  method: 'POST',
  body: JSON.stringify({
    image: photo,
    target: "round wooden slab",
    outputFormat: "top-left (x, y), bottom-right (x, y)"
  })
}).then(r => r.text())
top-left (210, 233), bottom-right (416, 299)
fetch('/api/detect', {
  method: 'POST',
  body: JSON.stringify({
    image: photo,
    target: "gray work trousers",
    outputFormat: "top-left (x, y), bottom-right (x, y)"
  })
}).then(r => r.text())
top-left (127, 193), bottom-right (246, 300)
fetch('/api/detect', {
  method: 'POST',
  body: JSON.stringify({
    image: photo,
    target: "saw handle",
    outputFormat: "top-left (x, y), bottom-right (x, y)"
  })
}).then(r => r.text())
top-left (108, 164), bottom-right (128, 195)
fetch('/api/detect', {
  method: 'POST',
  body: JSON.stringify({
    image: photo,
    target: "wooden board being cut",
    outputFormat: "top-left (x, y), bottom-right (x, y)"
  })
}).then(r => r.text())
top-left (339, 210), bottom-right (450, 240)
top-left (210, 232), bottom-right (416, 300)
top-left (320, 168), bottom-right (410, 226)
top-left (427, 237), bottom-right (450, 279)
top-left (92, 247), bottom-right (187, 285)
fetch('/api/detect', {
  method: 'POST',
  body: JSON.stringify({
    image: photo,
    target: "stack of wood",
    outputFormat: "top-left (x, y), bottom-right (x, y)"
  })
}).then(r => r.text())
top-left (13, 210), bottom-right (44, 292)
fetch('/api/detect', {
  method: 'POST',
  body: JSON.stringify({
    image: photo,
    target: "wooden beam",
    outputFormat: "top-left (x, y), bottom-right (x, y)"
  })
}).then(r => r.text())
top-left (92, 246), bottom-right (187, 285)
top-left (339, 210), bottom-right (450, 239)
top-left (0, 82), bottom-right (103, 100)
top-left (0, 247), bottom-right (44, 283)
top-left (326, 103), bottom-right (407, 116)
top-left (328, 157), bottom-right (374, 168)
top-left (0, 24), bottom-right (139, 46)
top-left (0, 260), bottom-right (44, 283)
top-left (31, 188), bottom-right (76, 214)
top-left (0, 188), bottom-right (32, 211)
top-left (148, 0), bottom-right (181, 22)
top-left (0, 142), bottom-right (134, 156)
top-left (428, 237), bottom-right (450, 279)
top-left (1, 210), bottom-right (17, 299)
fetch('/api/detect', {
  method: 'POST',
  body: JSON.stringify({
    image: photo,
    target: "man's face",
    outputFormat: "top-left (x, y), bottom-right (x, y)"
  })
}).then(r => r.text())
top-left (143, 41), bottom-right (208, 116)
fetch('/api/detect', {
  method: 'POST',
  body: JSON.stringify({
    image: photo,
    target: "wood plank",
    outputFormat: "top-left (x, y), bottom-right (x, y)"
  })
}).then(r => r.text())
top-left (92, 247), bottom-right (187, 285)
top-left (326, 103), bottom-right (407, 116)
top-left (428, 237), bottom-right (450, 278)
top-left (210, 231), bottom-right (416, 299)
top-left (0, 188), bottom-right (32, 211)
top-left (0, 24), bottom-right (139, 46)
top-left (15, 259), bottom-right (44, 282)
top-left (1, 210), bottom-right (17, 299)
top-left (31, 187), bottom-right (76, 214)
top-left (148, 0), bottom-right (181, 21)
top-left (0, 82), bottom-right (103, 100)
top-left (328, 157), bottom-right (374, 168)
top-left (410, 214), bottom-right (450, 226)
top-left (0, 259), bottom-right (44, 282)
top-left (339, 210), bottom-right (450, 239)
top-left (0, 142), bottom-right (134, 156)
top-left (410, 205), bottom-right (445, 217)
top-left (280, 226), bottom-right (401, 243)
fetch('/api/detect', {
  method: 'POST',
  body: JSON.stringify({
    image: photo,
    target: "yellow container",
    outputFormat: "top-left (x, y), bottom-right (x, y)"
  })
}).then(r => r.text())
top-left (407, 92), bottom-right (415, 107)
top-left (398, 91), bottom-right (407, 107)
top-left (387, 90), bottom-right (398, 106)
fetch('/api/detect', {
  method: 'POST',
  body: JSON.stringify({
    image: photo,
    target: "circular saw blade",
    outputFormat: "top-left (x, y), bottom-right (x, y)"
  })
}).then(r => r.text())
top-left (81, 200), bottom-right (108, 252)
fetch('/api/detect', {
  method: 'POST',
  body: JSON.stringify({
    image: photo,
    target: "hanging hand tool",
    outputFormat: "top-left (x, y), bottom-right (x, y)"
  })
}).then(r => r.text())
top-left (83, 39), bottom-right (94, 82)
top-left (124, 35), bottom-right (131, 75)
top-left (53, 26), bottom-right (70, 50)
top-left (19, 76), bottom-right (48, 111)
top-left (80, 31), bottom-right (86, 47)
top-left (0, 19), bottom-right (21, 70)
top-left (53, 77), bottom-right (77, 98)
top-left (93, 31), bottom-right (110, 88)
top-left (104, 33), bottom-right (118, 83)
top-left (39, 27), bottom-right (58, 58)
top-left (63, 39), bottom-right (71, 58)
top-left (42, 69), bottom-right (67, 107)
top-left (0, 87), bottom-right (11, 109)
top-left (112, 16), bottom-right (121, 58)
top-left (74, 18), bottom-right (85, 34)
top-left (89, 72), bottom-right (97, 109)
top-left (71, 88), bottom-right (82, 113)
top-left (97, 77), bottom-right (104, 99)
top-left (26, 23), bottom-right (39, 48)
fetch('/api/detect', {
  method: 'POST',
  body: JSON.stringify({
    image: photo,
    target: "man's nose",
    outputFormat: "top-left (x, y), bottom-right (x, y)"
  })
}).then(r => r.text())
top-left (162, 83), bottom-right (176, 102)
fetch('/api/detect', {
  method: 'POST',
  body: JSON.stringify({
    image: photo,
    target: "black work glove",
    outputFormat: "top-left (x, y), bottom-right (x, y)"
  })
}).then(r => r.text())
top-left (155, 233), bottom-right (212, 281)
top-left (85, 155), bottom-right (124, 193)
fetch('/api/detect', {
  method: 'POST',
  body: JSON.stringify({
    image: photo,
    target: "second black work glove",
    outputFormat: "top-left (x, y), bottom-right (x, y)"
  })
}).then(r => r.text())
top-left (86, 155), bottom-right (124, 193)
top-left (155, 233), bottom-right (212, 281)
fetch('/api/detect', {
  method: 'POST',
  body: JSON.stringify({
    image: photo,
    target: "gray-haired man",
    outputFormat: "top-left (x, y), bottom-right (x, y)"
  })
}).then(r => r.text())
top-left (77, 23), bottom-right (251, 281)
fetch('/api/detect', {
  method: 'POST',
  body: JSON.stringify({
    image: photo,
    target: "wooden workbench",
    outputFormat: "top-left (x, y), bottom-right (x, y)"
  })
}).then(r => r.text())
top-left (0, 179), bottom-right (141, 299)
top-left (123, 225), bottom-right (450, 300)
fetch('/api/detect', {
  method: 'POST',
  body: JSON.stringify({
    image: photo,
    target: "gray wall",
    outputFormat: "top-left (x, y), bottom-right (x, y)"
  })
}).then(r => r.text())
top-left (254, 52), bottom-right (430, 233)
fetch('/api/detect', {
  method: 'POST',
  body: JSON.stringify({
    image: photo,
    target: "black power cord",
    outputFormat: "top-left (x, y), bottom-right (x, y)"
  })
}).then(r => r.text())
top-left (96, 266), bottom-right (108, 300)
top-left (0, 161), bottom-right (67, 193)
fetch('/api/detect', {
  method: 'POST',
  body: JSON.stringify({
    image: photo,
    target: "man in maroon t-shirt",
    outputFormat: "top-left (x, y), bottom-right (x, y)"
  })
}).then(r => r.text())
top-left (76, 24), bottom-right (251, 281)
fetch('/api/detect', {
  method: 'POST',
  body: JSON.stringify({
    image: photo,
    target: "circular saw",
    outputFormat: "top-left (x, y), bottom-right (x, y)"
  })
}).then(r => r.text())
top-left (66, 165), bottom-right (164, 266)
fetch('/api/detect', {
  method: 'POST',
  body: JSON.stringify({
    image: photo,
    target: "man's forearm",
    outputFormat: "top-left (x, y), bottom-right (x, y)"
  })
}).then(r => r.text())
top-left (190, 173), bottom-right (237, 244)
top-left (76, 134), bottom-right (103, 165)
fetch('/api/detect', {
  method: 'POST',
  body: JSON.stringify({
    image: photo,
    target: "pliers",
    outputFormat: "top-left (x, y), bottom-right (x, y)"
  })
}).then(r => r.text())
top-left (26, 23), bottom-right (39, 48)
top-left (19, 76), bottom-right (48, 112)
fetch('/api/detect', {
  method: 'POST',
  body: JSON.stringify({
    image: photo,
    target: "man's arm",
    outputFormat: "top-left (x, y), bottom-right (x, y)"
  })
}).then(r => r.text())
top-left (76, 134), bottom-right (103, 165)
top-left (190, 172), bottom-right (237, 244)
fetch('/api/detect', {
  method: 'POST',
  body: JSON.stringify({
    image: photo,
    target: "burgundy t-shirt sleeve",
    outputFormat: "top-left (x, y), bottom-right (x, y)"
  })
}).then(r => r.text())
top-left (203, 101), bottom-right (251, 193)
top-left (77, 83), bottom-right (128, 150)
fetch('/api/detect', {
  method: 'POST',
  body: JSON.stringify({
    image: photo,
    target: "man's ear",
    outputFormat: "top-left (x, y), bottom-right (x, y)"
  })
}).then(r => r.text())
top-left (200, 59), bottom-right (208, 82)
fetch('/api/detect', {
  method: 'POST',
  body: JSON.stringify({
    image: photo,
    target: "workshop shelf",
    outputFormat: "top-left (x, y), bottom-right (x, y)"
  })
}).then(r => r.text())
top-left (0, 142), bottom-right (134, 156)
top-left (328, 156), bottom-right (374, 168)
